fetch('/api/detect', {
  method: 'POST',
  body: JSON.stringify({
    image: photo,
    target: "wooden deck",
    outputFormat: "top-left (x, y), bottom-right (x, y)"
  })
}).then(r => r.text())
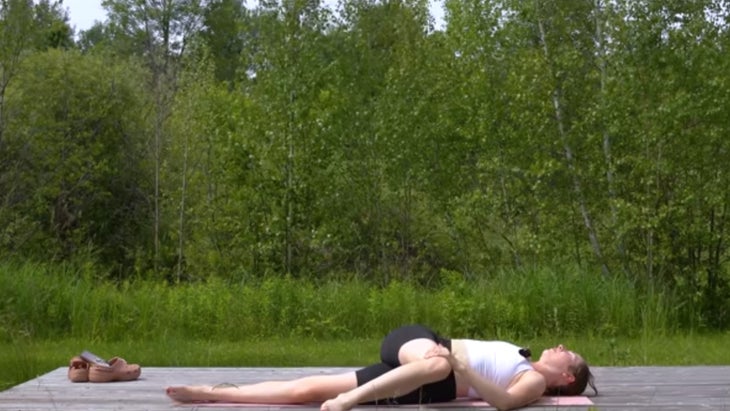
top-left (1, 366), bottom-right (728, 410)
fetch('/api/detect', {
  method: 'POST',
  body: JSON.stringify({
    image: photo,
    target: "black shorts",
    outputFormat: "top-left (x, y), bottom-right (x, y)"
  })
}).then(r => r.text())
top-left (355, 325), bottom-right (456, 405)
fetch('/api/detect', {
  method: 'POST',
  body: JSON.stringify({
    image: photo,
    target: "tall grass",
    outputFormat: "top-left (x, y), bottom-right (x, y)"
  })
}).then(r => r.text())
top-left (0, 262), bottom-right (684, 343)
top-left (2, 261), bottom-right (724, 392)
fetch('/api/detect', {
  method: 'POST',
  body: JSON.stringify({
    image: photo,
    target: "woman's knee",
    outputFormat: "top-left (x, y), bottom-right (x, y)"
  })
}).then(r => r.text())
top-left (288, 382), bottom-right (319, 403)
top-left (398, 338), bottom-right (439, 364)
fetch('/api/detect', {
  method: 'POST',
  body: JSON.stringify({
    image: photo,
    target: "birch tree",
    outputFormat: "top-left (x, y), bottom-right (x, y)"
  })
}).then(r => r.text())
top-left (102, 0), bottom-right (206, 276)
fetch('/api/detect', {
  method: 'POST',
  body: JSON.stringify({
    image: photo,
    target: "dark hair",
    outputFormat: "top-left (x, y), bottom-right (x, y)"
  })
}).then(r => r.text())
top-left (545, 360), bottom-right (598, 396)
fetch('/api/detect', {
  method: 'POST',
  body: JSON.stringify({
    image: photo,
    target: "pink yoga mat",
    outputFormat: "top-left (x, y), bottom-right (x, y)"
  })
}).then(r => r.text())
top-left (176, 396), bottom-right (594, 408)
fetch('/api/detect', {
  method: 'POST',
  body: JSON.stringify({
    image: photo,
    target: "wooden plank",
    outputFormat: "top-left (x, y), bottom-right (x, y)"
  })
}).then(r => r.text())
top-left (1, 367), bottom-right (729, 410)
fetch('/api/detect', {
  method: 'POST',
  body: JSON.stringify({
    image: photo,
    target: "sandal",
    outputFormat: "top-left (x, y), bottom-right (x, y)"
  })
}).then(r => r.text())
top-left (68, 356), bottom-right (89, 382)
top-left (88, 357), bottom-right (141, 382)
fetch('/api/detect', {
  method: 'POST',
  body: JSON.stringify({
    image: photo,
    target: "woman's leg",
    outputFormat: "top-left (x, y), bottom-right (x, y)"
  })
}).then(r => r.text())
top-left (321, 338), bottom-right (452, 411)
top-left (166, 372), bottom-right (358, 403)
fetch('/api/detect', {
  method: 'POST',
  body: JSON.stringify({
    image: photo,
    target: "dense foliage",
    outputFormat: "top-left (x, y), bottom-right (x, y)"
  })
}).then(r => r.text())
top-left (2, 0), bottom-right (730, 328)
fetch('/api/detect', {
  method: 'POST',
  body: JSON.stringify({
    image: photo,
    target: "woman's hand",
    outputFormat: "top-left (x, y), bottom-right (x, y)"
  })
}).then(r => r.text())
top-left (424, 344), bottom-right (467, 373)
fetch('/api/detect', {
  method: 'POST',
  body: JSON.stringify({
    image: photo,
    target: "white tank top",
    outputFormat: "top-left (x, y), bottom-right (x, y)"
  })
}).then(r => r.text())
top-left (461, 340), bottom-right (534, 397)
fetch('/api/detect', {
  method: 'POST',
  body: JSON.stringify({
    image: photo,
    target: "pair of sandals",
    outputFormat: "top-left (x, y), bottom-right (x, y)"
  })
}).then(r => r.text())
top-left (68, 353), bottom-right (141, 383)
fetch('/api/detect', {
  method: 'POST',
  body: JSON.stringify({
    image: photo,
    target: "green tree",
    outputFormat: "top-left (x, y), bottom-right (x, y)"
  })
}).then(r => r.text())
top-left (606, 0), bottom-right (730, 327)
top-left (1, 0), bottom-right (71, 252)
top-left (200, 0), bottom-right (248, 87)
top-left (242, 0), bottom-right (335, 277)
top-left (312, 0), bottom-right (442, 282)
top-left (0, 0), bottom-right (34, 144)
top-left (1, 50), bottom-right (151, 271)
top-left (102, 0), bottom-right (206, 276)
top-left (76, 22), bottom-right (110, 53)
top-left (441, 0), bottom-right (532, 271)
top-left (33, 0), bottom-right (74, 49)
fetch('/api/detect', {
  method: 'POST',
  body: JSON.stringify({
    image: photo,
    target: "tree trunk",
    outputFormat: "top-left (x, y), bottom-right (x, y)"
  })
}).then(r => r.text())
top-left (594, 0), bottom-right (628, 274)
top-left (536, 8), bottom-right (610, 276)
top-left (176, 126), bottom-right (190, 282)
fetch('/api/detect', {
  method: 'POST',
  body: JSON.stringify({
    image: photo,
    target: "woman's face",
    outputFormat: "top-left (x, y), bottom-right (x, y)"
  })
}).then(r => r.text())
top-left (540, 344), bottom-right (582, 372)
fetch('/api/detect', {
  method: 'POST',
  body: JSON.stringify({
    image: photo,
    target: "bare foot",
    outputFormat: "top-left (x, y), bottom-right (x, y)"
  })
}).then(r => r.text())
top-left (320, 394), bottom-right (352, 411)
top-left (166, 385), bottom-right (217, 403)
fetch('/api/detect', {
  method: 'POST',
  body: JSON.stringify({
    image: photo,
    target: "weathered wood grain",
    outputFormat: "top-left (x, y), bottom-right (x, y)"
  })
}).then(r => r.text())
top-left (1, 366), bottom-right (728, 411)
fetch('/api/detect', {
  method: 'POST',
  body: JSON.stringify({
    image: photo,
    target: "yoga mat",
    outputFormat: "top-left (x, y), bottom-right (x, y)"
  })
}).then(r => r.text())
top-left (176, 396), bottom-right (593, 408)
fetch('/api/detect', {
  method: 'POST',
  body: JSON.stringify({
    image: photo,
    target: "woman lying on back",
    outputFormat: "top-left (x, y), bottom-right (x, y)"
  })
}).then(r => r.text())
top-left (166, 324), bottom-right (597, 411)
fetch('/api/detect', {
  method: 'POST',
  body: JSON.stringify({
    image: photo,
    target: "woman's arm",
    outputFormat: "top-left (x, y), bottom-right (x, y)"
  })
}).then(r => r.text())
top-left (459, 367), bottom-right (545, 410)
top-left (425, 345), bottom-right (545, 411)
